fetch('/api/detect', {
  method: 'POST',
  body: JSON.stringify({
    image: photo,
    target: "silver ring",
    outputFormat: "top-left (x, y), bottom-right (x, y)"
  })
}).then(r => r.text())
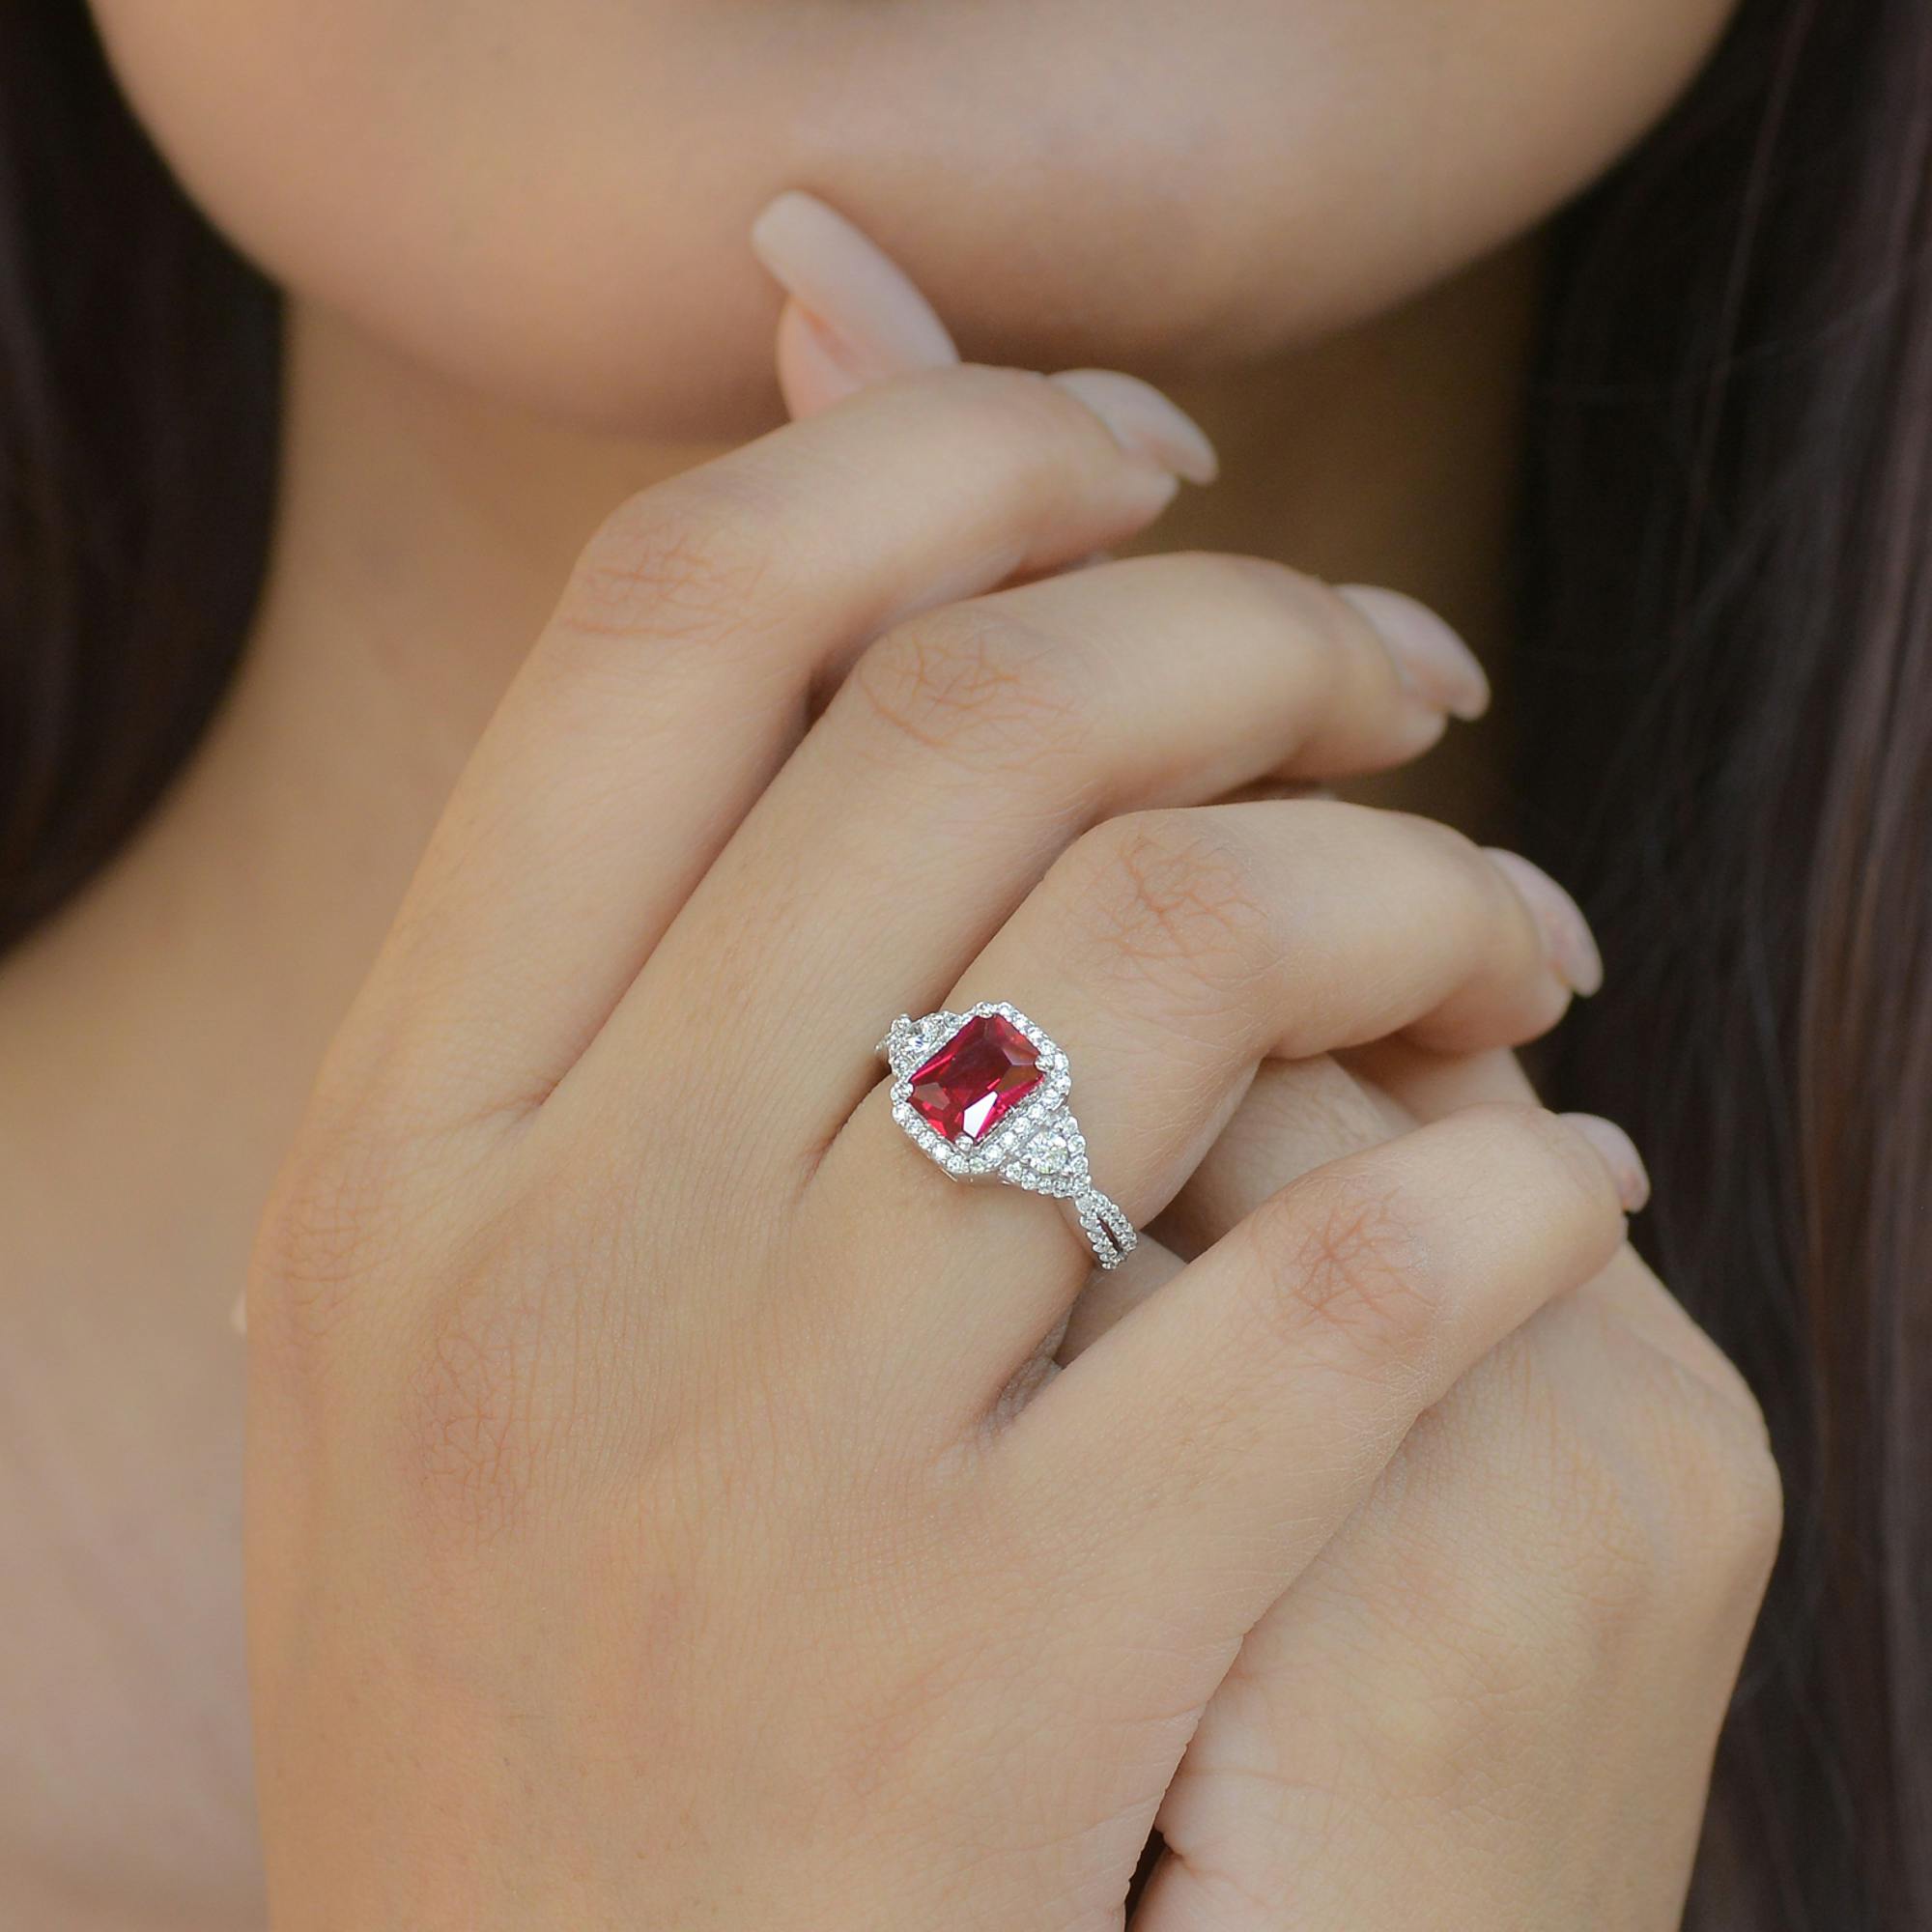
top-left (878, 1003), bottom-right (1138, 1270)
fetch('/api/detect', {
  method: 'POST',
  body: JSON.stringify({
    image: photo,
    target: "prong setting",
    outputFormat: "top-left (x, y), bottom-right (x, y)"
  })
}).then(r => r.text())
top-left (880, 1003), bottom-right (1136, 1268)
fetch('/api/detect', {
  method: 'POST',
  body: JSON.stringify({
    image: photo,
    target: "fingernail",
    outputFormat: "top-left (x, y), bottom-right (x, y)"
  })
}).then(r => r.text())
top-left (751, 190), bottom-right (957, 380)
top-left (229, 1291), bottom-right (247, 1338)
top-left (1049, 369), bottom-right (1220, 485)
top-left (1485, 849), bottom-right (1605, 997)
top-left (1562, 1113), bottom-right (1651, 1213)
top-left (1335, 585), bottom-right (1491, 722)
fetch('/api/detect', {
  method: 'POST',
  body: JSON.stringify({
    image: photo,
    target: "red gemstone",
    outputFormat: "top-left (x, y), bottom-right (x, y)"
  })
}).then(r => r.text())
top-left (908, 1015), bottom-right (1042, 1145)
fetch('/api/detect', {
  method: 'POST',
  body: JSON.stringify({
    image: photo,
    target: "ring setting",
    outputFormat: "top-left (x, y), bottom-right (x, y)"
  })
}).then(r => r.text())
top-left (878, 1002), bottom-right (1138, 1269)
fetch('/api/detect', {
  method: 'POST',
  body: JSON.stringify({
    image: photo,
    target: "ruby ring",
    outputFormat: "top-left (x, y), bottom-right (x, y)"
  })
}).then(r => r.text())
top-left (878, 1003), bottom-right (1138, 1270)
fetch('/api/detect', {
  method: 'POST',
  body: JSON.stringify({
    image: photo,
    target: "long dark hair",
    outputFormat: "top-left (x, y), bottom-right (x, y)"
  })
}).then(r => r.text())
top-left (1524, 1), bottom-right (1932, 1924)
top-left (3, 3), bottom-right (1926, 1926)
top-left (0, 6), bottom-right (277, 950)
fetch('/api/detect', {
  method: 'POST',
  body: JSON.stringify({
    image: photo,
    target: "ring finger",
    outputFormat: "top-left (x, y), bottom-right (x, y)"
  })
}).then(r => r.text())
top-left (569, 556), bottom-right (1488, 1158)
top-left (810, 799), bottom-right (1596, 1397)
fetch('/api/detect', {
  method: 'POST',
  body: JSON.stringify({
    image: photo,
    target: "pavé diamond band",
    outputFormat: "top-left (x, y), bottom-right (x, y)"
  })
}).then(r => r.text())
top-left (878, 1004), bottom-right (1138, 1270)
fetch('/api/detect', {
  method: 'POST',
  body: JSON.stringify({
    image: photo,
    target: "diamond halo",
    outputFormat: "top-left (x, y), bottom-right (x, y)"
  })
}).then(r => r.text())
top-left (878, 1003), bottom-right (1138, 1269)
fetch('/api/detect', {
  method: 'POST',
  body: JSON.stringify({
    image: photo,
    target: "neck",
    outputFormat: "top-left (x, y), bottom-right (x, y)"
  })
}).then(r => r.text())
top-left (0, 243), bottom-right (1535, 1312)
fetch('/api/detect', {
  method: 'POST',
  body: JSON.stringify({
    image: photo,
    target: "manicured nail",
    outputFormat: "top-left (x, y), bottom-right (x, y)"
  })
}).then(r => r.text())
top-left (1335, 585), bottom-right (1491, 722)
top-left (1562, 1113), bottom-right (1651, 1213)
top-left (1049, 369), bottom-right (1220, 485)
top-left (1486, 849), bottom-right (1605, 997)
top-left (751, 190), bottom-right (957, 381)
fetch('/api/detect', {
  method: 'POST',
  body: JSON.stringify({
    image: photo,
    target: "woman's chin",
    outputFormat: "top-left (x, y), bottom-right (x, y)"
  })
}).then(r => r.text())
top-left (282, 167), bottom-right (1435, 448)
top-left (92, 0), bottom-right (1737, 440)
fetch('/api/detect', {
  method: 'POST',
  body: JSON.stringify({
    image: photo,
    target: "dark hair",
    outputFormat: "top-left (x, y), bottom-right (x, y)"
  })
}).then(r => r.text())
top-left (0, 6), bottom-right (277, 950)
top-left (1523, 1), bottom-right (1932, 1924)
top-left (3, 3), bottom-right (1926, 1926)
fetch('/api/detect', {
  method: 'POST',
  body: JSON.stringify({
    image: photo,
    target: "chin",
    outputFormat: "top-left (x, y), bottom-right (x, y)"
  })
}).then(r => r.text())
top-left (89, 0), bottom-right (1739, 440)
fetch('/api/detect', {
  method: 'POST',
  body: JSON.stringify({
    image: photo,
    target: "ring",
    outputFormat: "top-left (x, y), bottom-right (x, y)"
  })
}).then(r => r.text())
top-left (878, 1003), bottom-right (1139, 1269)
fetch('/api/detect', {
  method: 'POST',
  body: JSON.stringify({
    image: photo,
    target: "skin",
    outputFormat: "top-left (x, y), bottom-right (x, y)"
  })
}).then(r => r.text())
top-left (0, 0), bottom-right (1769, 1925)
top-left (85, 0), bottom-right (1735, 431)
top-left (239, 361), bottom-right (1723, 1930)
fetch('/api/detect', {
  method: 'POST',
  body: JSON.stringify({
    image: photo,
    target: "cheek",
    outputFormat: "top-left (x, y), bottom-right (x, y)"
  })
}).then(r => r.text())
top-left (1126, 0), bottom-right (1740, 356)
top-left (88, 0), bottom-right (1737, 440)
top-left (89, 0), bottom-right (790, 432)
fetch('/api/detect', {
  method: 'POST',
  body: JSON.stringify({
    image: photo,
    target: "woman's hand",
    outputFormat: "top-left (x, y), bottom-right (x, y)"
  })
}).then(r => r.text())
top-left (745, 200), bottom-right (1780, 1929)
top-left (242, 337), bottom-right (1633, 1930)
top-left (1085, 1042), bottom-right (1781, 1930)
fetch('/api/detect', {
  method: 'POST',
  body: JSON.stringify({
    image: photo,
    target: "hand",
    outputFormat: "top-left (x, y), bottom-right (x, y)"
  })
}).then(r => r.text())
top-left (751, 199), bottom-right (1780, 1929)
top-left (1085, 1041), bottom-right (1780, 1930)
top-left (243, 336), bottom-right (1636, 1928)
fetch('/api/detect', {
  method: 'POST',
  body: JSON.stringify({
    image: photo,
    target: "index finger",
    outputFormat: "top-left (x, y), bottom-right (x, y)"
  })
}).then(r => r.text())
top-left (324, 360), bottom-right (1209, 1132)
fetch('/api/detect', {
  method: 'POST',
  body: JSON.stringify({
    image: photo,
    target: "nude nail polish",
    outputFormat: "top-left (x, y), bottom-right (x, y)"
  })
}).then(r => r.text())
top-left (751, 190), bottom-right (958, 380)
top-left (1485, 848), bottom-right (1605, 997)
top-left (1336, 584), bottom-right (1491, 722)
top-left (1563, 1113), bottom-right (1652, 1213)
top-left (1049, 369), bottom-right (1220, 485)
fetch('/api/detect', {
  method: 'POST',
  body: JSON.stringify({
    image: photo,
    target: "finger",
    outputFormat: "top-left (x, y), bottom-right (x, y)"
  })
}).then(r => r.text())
top-left (1167, 1043), bottom-right (1716, 1422)
top-left (1166, 1039), bottom-right (1686, 1358)
top-left (1152, 1053), bottom-right (1413, 1261)
top-left (587, 556), bottom-right (1483, 1147)
top-left (327, 361), bottom-right (1208, 1127)
top-left (1058, 1058), bottom-right (1409, 1359)
top-left (810, 802), bottom-right (1591, 1396)
top-left (1137, 1241), bottom-right (1772, 1932)
top-left (1055, 1234), bottom-right (1185, 1362)
top-left (1346, 1034), bottom-right (1553, 1116)
top-left (1162, 1039), bottom-right (1697, 1379)
top-left (1135, 1058), bottom-right (1767, 1932)
top-left (997, 1102), bottom-right (1644, 1646)
top-left (1346, 1039), bottom-right (1745, 1391)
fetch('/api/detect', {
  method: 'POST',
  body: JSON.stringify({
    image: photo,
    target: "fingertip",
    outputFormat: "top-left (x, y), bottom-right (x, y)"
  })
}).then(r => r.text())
top-left (1335, 585), bottom-right (1491, 722)
top-left (1561, 1111), bottom-right (1652, 1213)
top-left (1049, 369), bottom-right (1220, 486)
top-left (1484, 848), bottom-right (1605, 997)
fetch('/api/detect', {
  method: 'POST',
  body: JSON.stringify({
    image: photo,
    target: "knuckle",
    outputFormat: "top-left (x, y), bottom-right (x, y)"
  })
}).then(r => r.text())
top-left (1722, 1426), bottom-right (1787, 1579)
top-left (550, 469), bottom-right (795, 655)
top-left (1153, 552), bottom-right (1357, 687)
top-left (1246, 1166), bottom-right (1442, 1373)
top-left (1538, 1287), bottom-right (1782, 1624)
top-left (945, 361), bottom-right (1118, 458)
top-left (1442, 1343), bottom-right (1669, 1663)
top-left (851, 604), bottom-right (1090, 779)
top-left (1230, 554), bottom-right (1361, 653)
top-left (1475, 1100), bottom-right (1625, 1224)
top-left (1062, 810), bottom-right (1271, 1009)
top-left (1386, 807), bottom-right (1488, 868)
top-left (1651, 1352), bottom-right (1785, 1589)
top-left (1365, 1355), bottom-right (1659, 1697)
top-left (1389, 810), bottom-right (1507, 923)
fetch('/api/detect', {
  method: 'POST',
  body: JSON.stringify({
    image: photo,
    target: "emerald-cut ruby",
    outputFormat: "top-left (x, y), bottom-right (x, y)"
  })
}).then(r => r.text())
top-left (908, 1015), bottom-right (1041, 1145)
